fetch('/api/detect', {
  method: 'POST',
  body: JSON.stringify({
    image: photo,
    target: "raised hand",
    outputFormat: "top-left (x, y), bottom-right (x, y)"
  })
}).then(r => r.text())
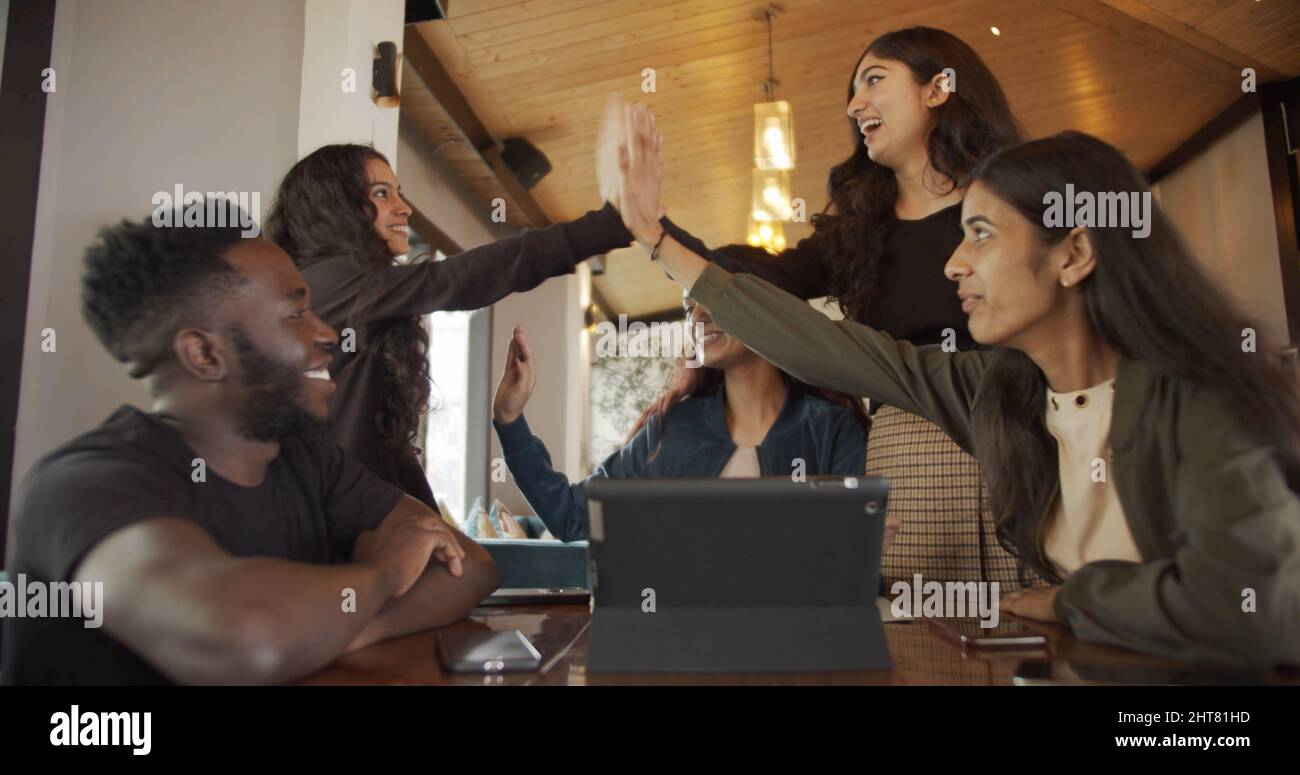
top-left (613, 103), bottom-right (665, 248)
top-left (616, 103), bottom-right (664, 247)
top-left (596, 94), bottom-right (628, 210)
top-left (602, 103), bottom-right (709, 289)
top-left (492, 325), bottom-right (536, 425)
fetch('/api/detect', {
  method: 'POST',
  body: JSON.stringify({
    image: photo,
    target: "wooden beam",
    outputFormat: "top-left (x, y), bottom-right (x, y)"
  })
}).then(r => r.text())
top-left (413, 18), bottom-right (513, 141)
top-left (403, 24), bottom-right (551, 228)
top-left (1045, 0), bottom-right (1285, 83)
top-left (1096, 0), bottom-right (1286, 81)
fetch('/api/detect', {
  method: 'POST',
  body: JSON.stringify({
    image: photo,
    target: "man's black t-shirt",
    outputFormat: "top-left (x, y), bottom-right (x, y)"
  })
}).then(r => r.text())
top-left (2, 405), bottom-right (404, 685)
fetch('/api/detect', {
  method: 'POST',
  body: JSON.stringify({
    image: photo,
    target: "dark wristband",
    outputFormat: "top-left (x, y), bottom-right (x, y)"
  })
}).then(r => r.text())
top-left (648, 230), bottom-right (668, 261)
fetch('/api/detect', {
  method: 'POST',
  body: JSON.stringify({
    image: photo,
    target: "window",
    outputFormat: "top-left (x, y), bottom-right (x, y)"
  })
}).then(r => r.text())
top-left (424, 306), bottom-right (475, 521)
top-left (412, 247), bottom-right (491, 526)
top-left (587, 328), bottom-right (677, 472)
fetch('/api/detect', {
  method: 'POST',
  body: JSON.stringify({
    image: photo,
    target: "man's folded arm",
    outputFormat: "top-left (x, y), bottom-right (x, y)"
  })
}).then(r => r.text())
top-left (346, 495), bottom-right (499, 651)
top-left (73, 517), bottom-right (403, 685)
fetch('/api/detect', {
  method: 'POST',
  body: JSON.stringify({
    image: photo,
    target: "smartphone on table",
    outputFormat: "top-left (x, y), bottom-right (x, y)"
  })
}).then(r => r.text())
top-left (436, 629), bottom-right (542, 673)
top-left (927, 617), bottom-right (1049, 650)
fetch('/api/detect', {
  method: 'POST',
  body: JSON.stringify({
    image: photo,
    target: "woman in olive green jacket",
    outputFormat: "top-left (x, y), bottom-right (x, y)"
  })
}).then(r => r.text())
top-left (613, 107), bottom-right (1300, 668)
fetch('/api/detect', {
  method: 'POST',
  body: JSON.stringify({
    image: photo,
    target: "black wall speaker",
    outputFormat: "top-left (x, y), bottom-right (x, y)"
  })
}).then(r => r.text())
top-left (405, 1), bottom-right (446, 23)
top-left (500, 137), bottom-right (552, 190)
top-left (372, 41), bottom-right (400, 108)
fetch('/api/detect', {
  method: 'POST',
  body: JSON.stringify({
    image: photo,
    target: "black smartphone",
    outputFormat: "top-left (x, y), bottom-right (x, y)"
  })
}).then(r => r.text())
top-left (928, 617), bottom-right (1049, 649)
top-left (480, 587), bottom-right (590, 606)
top-left (1012, 660), bottom-right (1063, 685)
top-left (436, 629), bottom-right (542, 673)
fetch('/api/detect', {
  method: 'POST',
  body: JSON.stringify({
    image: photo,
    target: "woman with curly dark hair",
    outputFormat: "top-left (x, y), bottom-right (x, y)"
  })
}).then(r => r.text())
top-left (266, 144), bottom-right (632, 509)
top-left (609, 27), bottom-right (1030, 591)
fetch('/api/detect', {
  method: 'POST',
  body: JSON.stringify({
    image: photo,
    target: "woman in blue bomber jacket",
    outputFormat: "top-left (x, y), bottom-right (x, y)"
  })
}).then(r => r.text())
top-left (491, 278), bottom-right (870, 543)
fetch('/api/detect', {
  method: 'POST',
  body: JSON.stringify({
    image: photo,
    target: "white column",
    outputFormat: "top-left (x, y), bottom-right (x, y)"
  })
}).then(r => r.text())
top-left (297, 0), bottom-right (405, 162)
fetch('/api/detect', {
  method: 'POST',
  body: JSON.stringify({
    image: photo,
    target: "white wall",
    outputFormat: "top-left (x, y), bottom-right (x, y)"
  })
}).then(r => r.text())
top-left (10, 0), bottom-right (306, 520)
top-left (11, 0), bottom-right (593, 528)
top-left (297, 0), bottom-right (404, 162)
top-left (1153, 110), bottom-right (1288, 345)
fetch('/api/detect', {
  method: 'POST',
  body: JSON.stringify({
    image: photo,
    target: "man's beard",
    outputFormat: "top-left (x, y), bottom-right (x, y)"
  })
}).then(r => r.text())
top-left (229, 327), bottom-right (328, 442)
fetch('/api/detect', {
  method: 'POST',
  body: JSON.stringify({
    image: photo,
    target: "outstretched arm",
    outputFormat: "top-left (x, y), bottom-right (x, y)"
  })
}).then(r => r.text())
top-left (307, 204), bottom-right (631, 326)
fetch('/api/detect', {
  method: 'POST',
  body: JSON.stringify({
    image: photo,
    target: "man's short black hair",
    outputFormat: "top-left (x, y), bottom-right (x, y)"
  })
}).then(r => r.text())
top-left (81, 204), bottom-right (251, 378)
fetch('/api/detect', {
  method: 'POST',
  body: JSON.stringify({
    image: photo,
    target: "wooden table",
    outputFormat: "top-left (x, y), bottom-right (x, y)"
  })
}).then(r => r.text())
top-left (301, 604), bottom-right (1297, 685)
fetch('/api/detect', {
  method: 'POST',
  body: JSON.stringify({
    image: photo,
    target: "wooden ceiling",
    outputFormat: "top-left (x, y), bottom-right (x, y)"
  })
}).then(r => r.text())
top-left (403, 0), bottom-right (1300, 317)
top-left (399, 66), bottom-right (529, 230)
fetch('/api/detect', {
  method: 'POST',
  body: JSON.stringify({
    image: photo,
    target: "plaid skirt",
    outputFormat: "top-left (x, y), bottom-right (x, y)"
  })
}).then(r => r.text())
top-left (868, 405), bottom-right (1042, 592)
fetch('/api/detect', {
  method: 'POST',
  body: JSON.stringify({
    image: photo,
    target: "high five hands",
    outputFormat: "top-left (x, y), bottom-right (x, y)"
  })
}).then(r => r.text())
top-left (596, 96), bottom-right (708, 290)
top-left (595, 95), bottom-right (627, 211)
top-left (597, 95), bottom-right (666, 247)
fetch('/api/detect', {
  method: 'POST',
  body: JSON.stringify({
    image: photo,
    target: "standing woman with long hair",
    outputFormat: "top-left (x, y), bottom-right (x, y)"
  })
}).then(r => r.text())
top-left (605, 27), bottom-right (1030, 590)
top-left (267, 144), bottom-right (633, 509)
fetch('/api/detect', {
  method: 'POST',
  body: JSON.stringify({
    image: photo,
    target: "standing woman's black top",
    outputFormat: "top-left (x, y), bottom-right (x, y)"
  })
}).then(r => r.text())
top-left (301, 203), bottom-right (633, 509)
top-left (661, 204), bottom-right (969, 346)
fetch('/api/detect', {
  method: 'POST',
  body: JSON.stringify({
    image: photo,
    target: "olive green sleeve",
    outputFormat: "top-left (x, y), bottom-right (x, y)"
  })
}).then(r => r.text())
top-left (688, 262), bottom-right (992, 454)
top-left (1054, 386), bottom-right (1300, 668)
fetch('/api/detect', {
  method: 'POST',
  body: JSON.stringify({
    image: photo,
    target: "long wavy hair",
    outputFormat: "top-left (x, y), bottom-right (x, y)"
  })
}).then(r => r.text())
top-left (969, 131), bottom-right (1300, 582)
top-left (265, 144), bottom-right (432, 461)
top-left (628, 247), bottom-right (871, 459)
top-left (812, 26), bottom-right (1023, 321)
